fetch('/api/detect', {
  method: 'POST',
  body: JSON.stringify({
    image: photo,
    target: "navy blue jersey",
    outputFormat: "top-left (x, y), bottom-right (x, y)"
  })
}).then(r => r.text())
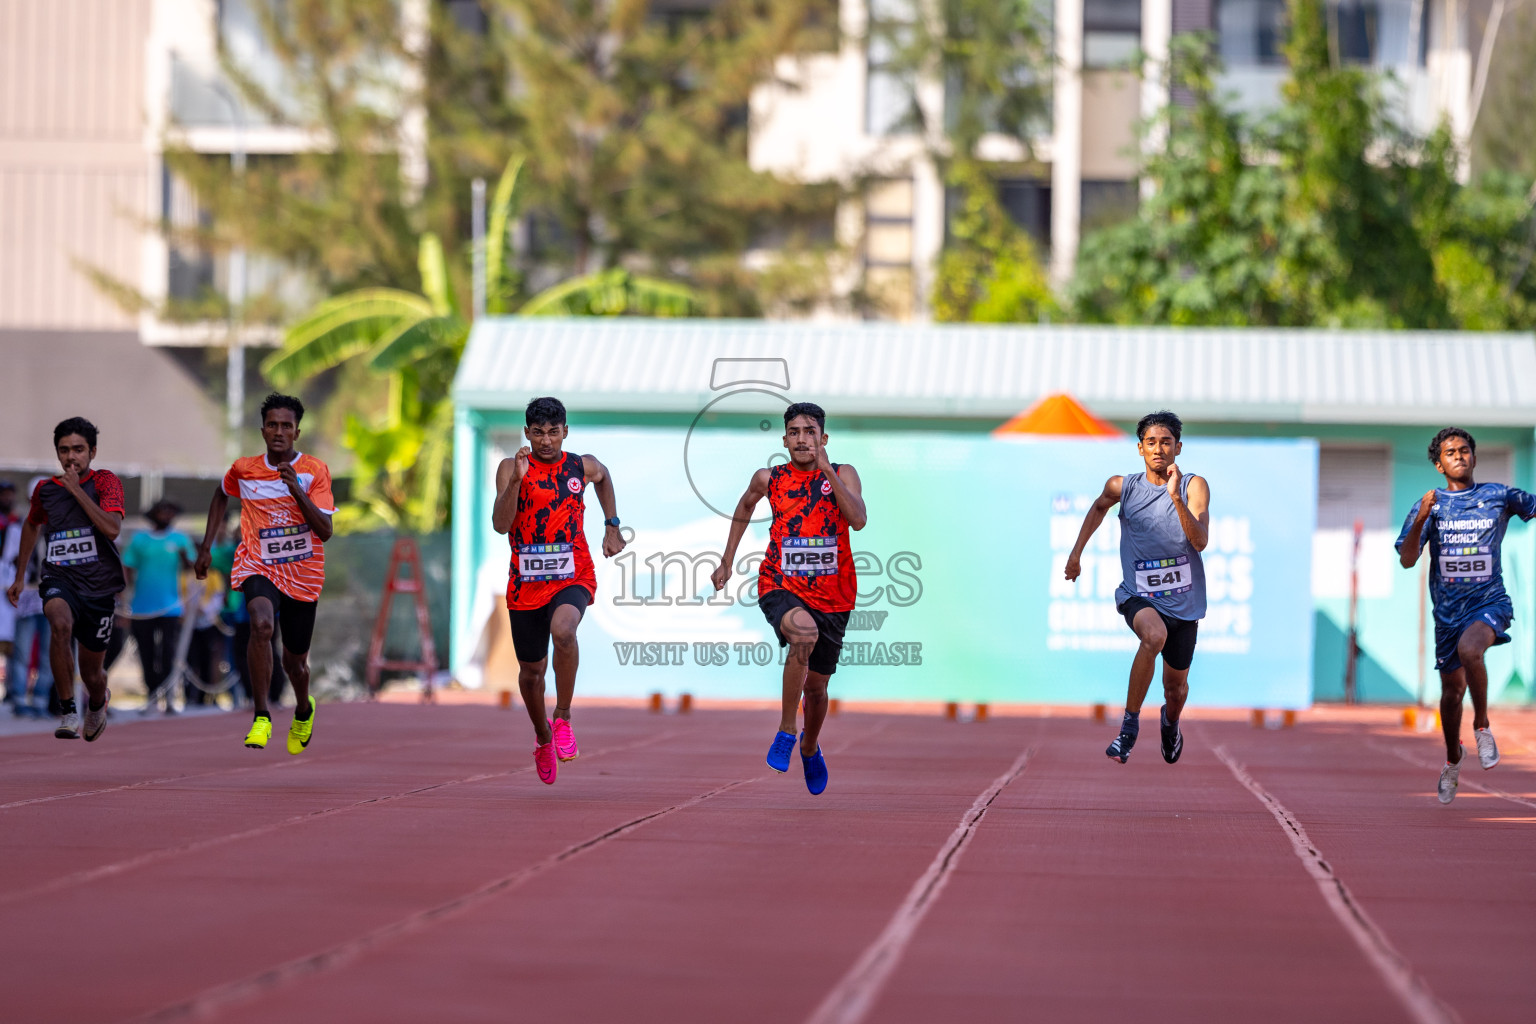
top-left (1394, 483), bottom-right (1536, 627)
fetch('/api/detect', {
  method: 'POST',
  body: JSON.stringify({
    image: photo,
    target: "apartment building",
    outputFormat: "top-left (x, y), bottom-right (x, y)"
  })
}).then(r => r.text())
top-left (749, 0), bottom-right (1500, 318)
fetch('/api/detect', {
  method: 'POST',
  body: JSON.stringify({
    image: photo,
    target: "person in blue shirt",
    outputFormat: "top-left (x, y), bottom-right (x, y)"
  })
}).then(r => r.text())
top-left (121, 500), bottom-right (197, 712)
top-left (1396, 428), bottom-right (1536, 804)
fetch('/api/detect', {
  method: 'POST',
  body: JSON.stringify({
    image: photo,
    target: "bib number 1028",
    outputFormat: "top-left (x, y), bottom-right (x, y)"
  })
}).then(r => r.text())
top-left (781, 537), bottom-right (838, 577)
top-left (518, 542), bottom-right (575, 580)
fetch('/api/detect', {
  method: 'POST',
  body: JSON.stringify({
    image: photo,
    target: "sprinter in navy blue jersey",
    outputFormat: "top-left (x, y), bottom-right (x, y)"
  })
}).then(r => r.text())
top-left (1397, 428), bottom-right (1536, 804)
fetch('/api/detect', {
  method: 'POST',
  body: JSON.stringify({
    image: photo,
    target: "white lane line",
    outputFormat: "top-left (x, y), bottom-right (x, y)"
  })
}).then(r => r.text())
top-left (1367, 738), bottom-right (1536, 812)
top-left (803, 746), bottom-right (1034, 1024)
top-left (1213, 745), bottom-right (1460, 1024)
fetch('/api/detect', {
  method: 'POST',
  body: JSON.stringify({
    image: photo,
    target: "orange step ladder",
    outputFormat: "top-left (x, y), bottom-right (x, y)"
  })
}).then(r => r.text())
top-left (365, 537), bottom-right (438, 701)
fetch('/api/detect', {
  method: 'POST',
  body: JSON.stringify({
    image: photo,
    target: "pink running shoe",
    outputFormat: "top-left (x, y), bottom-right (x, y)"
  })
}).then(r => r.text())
top-left (534, 729), bottom-right (558, 785)
top-left (552, 716), bottom-right (579, 762)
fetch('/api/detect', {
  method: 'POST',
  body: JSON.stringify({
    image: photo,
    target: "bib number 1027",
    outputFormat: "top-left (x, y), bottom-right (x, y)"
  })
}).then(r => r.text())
top-left (518, 542), bottom-right (575, 580)
top-left (1439, 546), bottom-right (1492, 582)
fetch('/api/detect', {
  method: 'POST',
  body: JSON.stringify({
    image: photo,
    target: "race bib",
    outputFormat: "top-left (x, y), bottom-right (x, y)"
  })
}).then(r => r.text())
top-left (780, 536), bottom-right (839, 577)
top-left (518, 542), bottom-right (576, 580)
top-left (258, 525), bottom-right (314, 565)
top-left (1438, 546), bottom-right (1493, 582)
top-left (45, 529), bottom-right (98, 566)
top-left (1134, 555), bottom-right (1193, 597)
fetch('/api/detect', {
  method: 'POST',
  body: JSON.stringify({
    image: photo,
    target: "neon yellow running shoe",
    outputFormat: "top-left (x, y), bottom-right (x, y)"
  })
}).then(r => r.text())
top-left (244, 716), bottom-right (272, 749)
top-left (287, 697), bottom-right (316, 755)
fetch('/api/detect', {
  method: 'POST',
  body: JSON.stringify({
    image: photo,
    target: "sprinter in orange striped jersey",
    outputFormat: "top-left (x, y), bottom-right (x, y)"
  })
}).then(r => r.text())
top-left (194, 394), bottom-right (335, 752)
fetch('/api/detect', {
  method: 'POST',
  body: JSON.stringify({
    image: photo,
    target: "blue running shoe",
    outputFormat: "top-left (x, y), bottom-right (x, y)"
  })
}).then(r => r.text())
top-left (801, 733), bottom-right (828, 795)
top-left (1159, 704), bottom-right (1183, 764)
top-left (766, 730), bottom-right (796, 773)
top-left (1106, 730), bottom-right (1137, 764)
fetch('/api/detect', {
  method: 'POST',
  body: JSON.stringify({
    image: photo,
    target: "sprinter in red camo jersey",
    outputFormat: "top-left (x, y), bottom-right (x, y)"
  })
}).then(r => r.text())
top-left (492, 396), bottom-right (625, 785)
top-left (711, 402), bottom-right (866, 795)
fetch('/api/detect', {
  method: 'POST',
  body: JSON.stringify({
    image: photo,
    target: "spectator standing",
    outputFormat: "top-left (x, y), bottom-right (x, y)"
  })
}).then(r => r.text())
top-left (0, 481), bottom-right (17, 700)
top-left (121, 501), bottom-right (196, 713)
top-left (5, 480), bottom-right (54, 717)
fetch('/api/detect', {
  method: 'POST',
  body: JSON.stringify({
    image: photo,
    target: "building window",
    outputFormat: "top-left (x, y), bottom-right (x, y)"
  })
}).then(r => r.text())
top-left (995, 179), bottom-right (1051, 250)
top-left (865, 178), bottom-right (915, 318)
top-left (1328, 0), bottom-right (1429, 67)
top-left (1081, 180), bottom-right (1138, 232)
top-left (1084, 0), bottom-right (1141, 68)
top-left (867, 0), bottom-right (919, 136)
top-left (1317, 445), bottom-right (1393, 530)
top-left (1217, 0), bottom-right (1288, 66)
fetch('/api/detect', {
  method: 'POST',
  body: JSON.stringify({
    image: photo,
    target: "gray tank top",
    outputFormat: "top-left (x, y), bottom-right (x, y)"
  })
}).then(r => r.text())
top-left (1115, 471), bottom-right (1207, 622)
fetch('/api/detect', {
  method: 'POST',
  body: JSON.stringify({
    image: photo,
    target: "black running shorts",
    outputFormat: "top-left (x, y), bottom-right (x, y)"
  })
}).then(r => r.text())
top-left (508, 585), bottom-right (591, 664)
top-left (40, 577), bottom-right (117, 653)
top-left (759, 588), bottom-right (849, 676)
top-left (1117, 595), bottom-right (1199, 672)
top-left (241, 574), bottom-right (319, 656)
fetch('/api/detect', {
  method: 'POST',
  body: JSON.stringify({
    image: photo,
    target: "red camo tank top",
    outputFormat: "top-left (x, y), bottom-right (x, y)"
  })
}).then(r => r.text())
top-left (758, 462), bottom-right (857, 613)
top-left (506, 452), bottom-right (598, 610)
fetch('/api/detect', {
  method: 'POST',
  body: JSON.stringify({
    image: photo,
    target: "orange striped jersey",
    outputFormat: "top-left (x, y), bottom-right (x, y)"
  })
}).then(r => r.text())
top-left (223, 453), bottom-right (336, 602)
top-left (759, 462), bottom-right (857, 613)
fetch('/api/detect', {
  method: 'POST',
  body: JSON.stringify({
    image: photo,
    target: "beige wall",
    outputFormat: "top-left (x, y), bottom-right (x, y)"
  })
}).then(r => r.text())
top-left (0, 0), bottom-right (155, 330)
top-left (1081, 70), bottom-right (1140, 181)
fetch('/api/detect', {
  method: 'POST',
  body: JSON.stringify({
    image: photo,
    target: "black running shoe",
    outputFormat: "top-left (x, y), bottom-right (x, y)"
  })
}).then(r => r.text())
top-left (1159, 704), bottom-right (1183, 764)
top-left (1106, 731), bottom-right (1136, 763)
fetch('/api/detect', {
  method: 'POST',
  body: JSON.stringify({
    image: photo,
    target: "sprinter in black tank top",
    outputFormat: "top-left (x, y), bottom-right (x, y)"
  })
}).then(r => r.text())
top-left (5, 417), bottom-right (126, 742)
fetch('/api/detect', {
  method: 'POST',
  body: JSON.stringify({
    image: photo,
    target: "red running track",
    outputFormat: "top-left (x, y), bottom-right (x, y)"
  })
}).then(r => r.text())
top-left (0, 703), bottom-right (1531, 1023)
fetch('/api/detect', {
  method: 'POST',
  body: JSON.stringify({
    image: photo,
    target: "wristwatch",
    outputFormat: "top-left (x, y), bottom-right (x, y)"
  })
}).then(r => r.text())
top-left (604, 516), bottom-right (621, 528)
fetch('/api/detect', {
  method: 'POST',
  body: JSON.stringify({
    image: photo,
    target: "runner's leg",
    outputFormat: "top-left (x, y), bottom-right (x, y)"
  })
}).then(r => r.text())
top-left (246, 596), bottom-right (276, 719)
top-left (1456, 621), bottom-right (1495, 732)
top-left (76, 647), bottom-right (108, 708)
top-left (1124, 607), bottom-right (1167, 714)
top-left (777, 606), bottom-right (818, 735)
top-left (280, 648), bottom-right (310, 719)
top-left (517, 658), bottom-right (553, 744)
top-left (1438, 667), bottom-right (1466, 764)
top-left (549, 603), bottom-right (581, 721)
top-left (801, 670), bottom-right (830, 756)
top-left (1161, 664), bottom-right (1190, 723)
top-left (43, 598), bottom-right (78, 706)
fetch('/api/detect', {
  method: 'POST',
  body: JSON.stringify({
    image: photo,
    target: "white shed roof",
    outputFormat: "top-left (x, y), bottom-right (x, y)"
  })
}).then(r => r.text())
top-left (452, 319), bottom-right (1536, 426)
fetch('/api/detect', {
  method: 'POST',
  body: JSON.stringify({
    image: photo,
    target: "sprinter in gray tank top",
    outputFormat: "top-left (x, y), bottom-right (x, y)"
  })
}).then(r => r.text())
top-left (1064, 411), bottom-right (1210, 766)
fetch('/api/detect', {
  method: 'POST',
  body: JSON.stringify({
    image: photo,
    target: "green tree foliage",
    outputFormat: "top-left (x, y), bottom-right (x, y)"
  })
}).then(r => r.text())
top-left (930, 163), bottom-right (1054, 322)
top-left (1070, 1), bottom-right (1536, 329)
top-left (868, 0), bottom-right (1054, 321)
top-left (262, 157), bottom-right (699, 532)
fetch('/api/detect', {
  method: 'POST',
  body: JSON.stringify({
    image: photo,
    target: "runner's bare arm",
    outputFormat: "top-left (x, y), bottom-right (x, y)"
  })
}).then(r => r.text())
top-left (491, 452), bottom-right (529, 535)
top-left (194, 485), bottom-right (228, 579)
top-left (5, 518), bottom-right (40, 607)
top-left (827, 463), bottom-right (867, 531)
top-left (1064, 476), bottom-right (1123, 581)
top-left (709, 468), bottom-right (771, 592)
top-left (1169, 470), bottom-right (1210, 552)
top-left (277, 463), bottom-right (333, 542)
top-left (61, 469), bottom-right (123, 541)
top-left (582, 454), bottom-right (626, 558)
top-left (1398, 490), bottom-right (1437, 568)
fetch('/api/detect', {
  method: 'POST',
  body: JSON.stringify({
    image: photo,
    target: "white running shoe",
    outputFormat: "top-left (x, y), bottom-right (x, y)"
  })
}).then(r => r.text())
top-left (83, 690), bottom-right (110, 743)
top-left (1437, 746), bottom-right (1463, 804)
top-left (1474, 727), bottom-right (1499, 770)
top-left (55, 710), bottom-right (81, 739)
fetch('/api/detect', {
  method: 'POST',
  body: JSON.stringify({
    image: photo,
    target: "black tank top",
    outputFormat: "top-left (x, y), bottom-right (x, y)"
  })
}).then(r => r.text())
top-left (29, 471), bottom-right (126, 600)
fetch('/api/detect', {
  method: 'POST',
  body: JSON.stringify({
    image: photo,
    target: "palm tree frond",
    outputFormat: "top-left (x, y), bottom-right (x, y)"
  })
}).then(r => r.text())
top-left (367, 315), bottom-right (466, 373)
top-left (418, 233), bottom-right (456, 317)
top-left (262, 289), bottom-right (435, 385)
top-left (519, 269), bottom-right (701, 317)
top-left (486, 155), bottom-right (526, 315)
